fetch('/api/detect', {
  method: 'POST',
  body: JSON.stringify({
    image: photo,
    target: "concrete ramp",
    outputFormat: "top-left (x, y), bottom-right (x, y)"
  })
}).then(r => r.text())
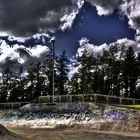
top-left (0, 124), bottom-right (26, 140)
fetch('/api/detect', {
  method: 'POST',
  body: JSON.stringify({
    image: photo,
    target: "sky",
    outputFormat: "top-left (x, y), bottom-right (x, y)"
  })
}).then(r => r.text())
top-left (0, 0), bottom-right (140, 71)
top-left (55, 2), bottom-right (135, 57)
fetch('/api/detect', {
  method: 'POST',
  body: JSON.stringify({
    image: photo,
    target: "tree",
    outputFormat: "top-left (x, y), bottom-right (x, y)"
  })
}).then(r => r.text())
top-left (134, 52), bottom-right (140, 99)
top-left (122, 47), bottom-right (138, 98)
top-left (56, 51), bottom-right (69, 95)
top-left (26, 62), bottom-right (46, 101)
top-left (0, 68), bottom-right (13, 102)
top-left (16, 66), bottom-right (28, 101)
top-left (78, 52), bottom-right (95, 94)
top-left (69, 73), bottom-right (80, 95)
top-left (101, 44), bottom-right (125, 96)
top-left (92, 67), bottom-right (105, 94)
top-left (44, 52), bottom-right (55, 96)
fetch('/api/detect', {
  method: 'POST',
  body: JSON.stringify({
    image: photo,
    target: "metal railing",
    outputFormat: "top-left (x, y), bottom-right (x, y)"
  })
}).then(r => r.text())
top-left (0, 94), bottom-right (140, 109)
top-left (34, 94), bottom-right (140, 105)
top-left (0, 102), bottom-right (30, 109)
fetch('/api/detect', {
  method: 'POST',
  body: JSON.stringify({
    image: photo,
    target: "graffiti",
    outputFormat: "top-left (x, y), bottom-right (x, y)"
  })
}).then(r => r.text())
top-left (65, 103), bottom-right (81, 111)
top-left (64, 103), bottom-right (88, 112)
top-left (2, 103), bottom-right (140, 124)
top-left (102, 109), bottom-right (127, 120)
top-left (19, 103), bottom-right (129, 120)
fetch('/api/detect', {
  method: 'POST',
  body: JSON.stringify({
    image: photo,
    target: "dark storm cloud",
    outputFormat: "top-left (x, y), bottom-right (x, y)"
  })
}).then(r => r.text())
top-left (0, 40), bottom-right (50, 71)
top-left (90, 0), bottom-right (120, 8)
top-left (0, 57), bottom-right (22, 71)
top-left (86, 0), bottom-right (120, 15)
top-left (0, 50), bottom-right (49, 72)
top-left (132, 16), bottom-right (140, 29)
top-left (1, 0), bottom-right (140, 72)
top-left (0, 0), bottom-right (72, 36)
top-left (119, 0), bottom-right (140, 39)
top-left (16, 48), bottom-right (31, 58)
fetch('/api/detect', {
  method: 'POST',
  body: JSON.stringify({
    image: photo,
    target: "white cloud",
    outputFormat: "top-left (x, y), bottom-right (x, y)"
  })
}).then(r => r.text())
top-left (77, 37), bottom-right (139, 58)
top-left (0, 40), bottom-right (49, 71)
top-left (84, 0), bottom-right (140, 38)
top-left (76, 0), bottom-right (140, 58)
top-left (120, 0), bottom-right (140, 31)
top-left (95, 5), bottom-right (113, 16)
top-left (77, 37), bottom-right (108, 57)
top-left (86, 0), bottom-right (120, 16)
top-left (29, 45), bottom-right (49, 57)
top-left (60, 0), bottom-right (84, 30)
top-left (0, 41), bottom-right (17, 62)
top-left (1, 0), bottom-right (140, 71)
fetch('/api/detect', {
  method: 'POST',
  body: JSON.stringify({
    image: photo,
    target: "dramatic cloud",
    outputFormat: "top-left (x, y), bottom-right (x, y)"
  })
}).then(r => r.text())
top-left (0, 40), bottom-right (49, 71)
top-left (1, 0), bottom-right (140, 71)
top-left (0, 0), bottom-right (140, 37)
top-left (86, 0), bottom-right (120, 15)
top-left (76, 0), bottom-right (140, 59)
top-left (85, 0), bottom-right (140, 33)
top-left (120, 0), bottom-right (140, 31)
top-left (77, 37), bottom-right (108, 57)
top-left (77, 37), bottom-right (138, 58)
top-left (0, 0), bottom-right (83, 36)
top-left (86, 0), bottom-right (140, 38)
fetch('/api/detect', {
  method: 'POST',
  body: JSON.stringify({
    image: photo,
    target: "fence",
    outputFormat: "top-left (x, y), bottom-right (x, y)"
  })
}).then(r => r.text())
top-left (34, 94), bottom-right (140, 105)
top-left (0, 94), bottom-right (140, 109)
top-left (0, 102), bottom-right (30, 109)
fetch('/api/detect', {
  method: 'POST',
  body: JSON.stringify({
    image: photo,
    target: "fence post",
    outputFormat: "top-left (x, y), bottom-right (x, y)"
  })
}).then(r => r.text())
top-left (119, 97), bottom-right (122, 104)
top-left (82, 95), bottom-right (84, 102)
top-left (69, 95), bottom-right (72, 102)
top-left (12, 103), bottom-right (13, 109)
top-left (106, 95), bottom-right (109, 104)
top-left (94, 94), bottom-right (97, 103)
top-left (39, 96), bottom-right (40, 103)
top-left (59, 96), bottom-right (61, 103)
top-left (133, 99), bottom-right (135, 105)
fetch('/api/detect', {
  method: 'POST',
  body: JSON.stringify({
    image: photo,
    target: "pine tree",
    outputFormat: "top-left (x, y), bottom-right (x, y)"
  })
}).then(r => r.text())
top-left (26, 62), bottom-right (46, 101)
top-left (9, 67), bottom-right (25, 102)
top-left (44, 52), bottom-right (55, 96)
top-left (0, 68), bottom-right (13, 102)
top-left (69, 73), bottom-right (80, 94)
top-left (134, 52), bottom-right (140, 99)
top-left (101, 44), bottom-right (123, 96)
top-left (78, 52), bottom-right (94, 94)
top-left (122, 47), bottom-right (138, 98)
top-left (56, 51), bottom-right (69, 95)
top-left (17, 66), bottom-right (27, 101)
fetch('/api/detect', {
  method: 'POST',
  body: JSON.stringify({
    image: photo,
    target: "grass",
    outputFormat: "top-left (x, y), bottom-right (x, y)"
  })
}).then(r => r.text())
top-left (118, 105), bottom-right (140, 110)
top-left (125, 105), bottom-right (140, 109)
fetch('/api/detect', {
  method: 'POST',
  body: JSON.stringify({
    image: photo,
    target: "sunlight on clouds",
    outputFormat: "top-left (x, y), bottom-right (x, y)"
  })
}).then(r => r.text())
top-left (29, 45), bottom-right (49, 57)
top-left (61, 0), bottom-right (84, 30)
top-left (78, 37), bottom-right (108, 57)
top-left (96, 5), bottom-right (113, 16)
top-left (0, 41), bottom-right (49, 70)
top-left (1, 0), bottom-right (140, 71)
top-left (77, 37), bottom-right (139, 60)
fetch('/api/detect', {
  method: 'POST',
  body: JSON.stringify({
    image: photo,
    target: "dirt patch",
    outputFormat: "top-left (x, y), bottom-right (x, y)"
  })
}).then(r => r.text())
top-left (0, 124), bottom-right (27, 140)
top-left (10, 128), bottom-right (140, 140)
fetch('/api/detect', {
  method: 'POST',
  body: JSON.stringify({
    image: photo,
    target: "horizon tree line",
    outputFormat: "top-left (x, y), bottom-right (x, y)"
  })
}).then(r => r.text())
top-left (0, 45), bottom-right (140, 102)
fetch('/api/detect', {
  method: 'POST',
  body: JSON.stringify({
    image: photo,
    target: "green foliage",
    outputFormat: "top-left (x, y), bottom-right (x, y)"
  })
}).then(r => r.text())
top-left (122, 47), bottom-right (139, 98)
top-left (78, 53), bottom-right (95, 94)
top-left (1, 45), bottom-right (140, 103)
top-left (56, 51), bottom-right (69, 95)
top-left (69, 73), bottom-right (80, 94)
